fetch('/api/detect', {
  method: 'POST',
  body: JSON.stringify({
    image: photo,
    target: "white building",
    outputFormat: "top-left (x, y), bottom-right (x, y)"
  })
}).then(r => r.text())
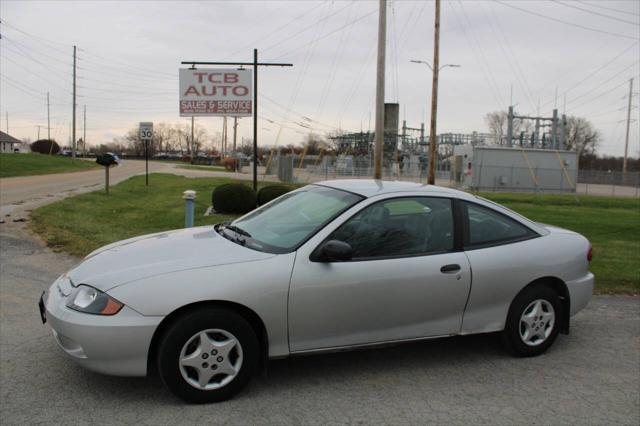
top-left (0, 131), bottom-right (22, 153)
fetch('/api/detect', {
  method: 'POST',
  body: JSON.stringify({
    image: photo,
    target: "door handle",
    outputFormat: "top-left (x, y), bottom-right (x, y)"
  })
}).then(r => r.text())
top-left (440, 264), bottom-right (461, 273)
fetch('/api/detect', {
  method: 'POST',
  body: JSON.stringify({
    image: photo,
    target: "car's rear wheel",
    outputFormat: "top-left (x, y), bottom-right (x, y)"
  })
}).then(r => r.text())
top-left (503, 284), bottom-right (562, 357)
top-left (157, 307), bottom-right (259, 403)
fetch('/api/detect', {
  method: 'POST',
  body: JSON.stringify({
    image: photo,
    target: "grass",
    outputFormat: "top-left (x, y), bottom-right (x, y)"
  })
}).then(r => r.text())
top-left (479, 192), bottom-right (639, 294)
top-left (30, 174), bottom-right (257, 256)
top-left (0, 153), bottom-right (98, 178)
top-left (29, 175), bottom-right (639, 294)
top-left (176, 164), bottom-right (232, 172)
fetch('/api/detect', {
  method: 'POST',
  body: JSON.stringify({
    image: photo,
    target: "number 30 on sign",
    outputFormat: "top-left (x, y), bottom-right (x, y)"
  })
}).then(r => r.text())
top-left (139, 122), bottom-right (153, 140)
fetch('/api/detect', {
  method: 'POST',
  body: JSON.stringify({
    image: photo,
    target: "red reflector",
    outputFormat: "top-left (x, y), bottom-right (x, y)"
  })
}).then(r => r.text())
top-left (587, 246), bottom-right (593, 262)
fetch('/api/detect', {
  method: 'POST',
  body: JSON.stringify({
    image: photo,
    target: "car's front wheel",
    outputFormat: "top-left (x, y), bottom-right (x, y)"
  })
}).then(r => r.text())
top-left (157, 307), bottom-right (259, 403)
top-left (503, 284), bottom-right (562, 357)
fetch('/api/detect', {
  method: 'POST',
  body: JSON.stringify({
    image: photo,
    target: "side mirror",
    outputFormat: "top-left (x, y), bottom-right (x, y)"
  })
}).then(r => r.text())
top-left (318, 240), bottom-right (353, 262)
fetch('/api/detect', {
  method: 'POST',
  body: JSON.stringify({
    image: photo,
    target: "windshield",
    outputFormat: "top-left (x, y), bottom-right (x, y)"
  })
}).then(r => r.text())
top-left (225, 185), bottom-right (363, 254)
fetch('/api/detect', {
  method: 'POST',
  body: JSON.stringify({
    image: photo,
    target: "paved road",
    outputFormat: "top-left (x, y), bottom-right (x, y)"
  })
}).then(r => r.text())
top-left (0, 160), bottom-right (272, 219)
top-left (0, 223), bottom-right (638, 425)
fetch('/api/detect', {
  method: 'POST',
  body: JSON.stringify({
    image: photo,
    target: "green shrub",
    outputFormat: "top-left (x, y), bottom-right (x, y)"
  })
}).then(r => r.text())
top-left (257, 185), bottom-right (294, 205)
top-left (30, 139), bottom-right (60, 155)
top-left (212, 183), bottom-right (256, 214)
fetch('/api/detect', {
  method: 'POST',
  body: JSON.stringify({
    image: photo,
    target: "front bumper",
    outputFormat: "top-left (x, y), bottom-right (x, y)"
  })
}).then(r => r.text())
top-left (43, 278), bottom-right (163, 376)
top-left (566, 272), bottom-right (595, 316)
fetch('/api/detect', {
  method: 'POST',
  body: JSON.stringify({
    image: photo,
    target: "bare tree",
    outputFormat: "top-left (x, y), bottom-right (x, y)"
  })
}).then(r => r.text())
top-left (563, 116), bottom-right (600, 160)
top-left (301, 133), bottom-right (328, 155)
top-left (485, 110), bottom-right (530, 145)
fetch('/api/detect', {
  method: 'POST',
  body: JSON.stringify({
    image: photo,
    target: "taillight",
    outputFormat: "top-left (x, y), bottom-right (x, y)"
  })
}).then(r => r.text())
top-left (587, 245), bottom-right (593, 263)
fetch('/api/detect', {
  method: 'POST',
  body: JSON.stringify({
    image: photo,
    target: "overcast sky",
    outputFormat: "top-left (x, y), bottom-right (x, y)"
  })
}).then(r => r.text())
top-left (1, 0), bottom-right (639, 157)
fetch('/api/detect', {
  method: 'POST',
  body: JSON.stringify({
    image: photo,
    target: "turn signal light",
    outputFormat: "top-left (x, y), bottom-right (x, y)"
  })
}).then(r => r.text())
top-left (587, 245), bottom-right (593, 263)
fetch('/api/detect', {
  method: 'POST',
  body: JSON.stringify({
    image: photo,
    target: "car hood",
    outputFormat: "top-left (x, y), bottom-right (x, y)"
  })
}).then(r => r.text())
top-left (67, 226), bottom-right (274, 292)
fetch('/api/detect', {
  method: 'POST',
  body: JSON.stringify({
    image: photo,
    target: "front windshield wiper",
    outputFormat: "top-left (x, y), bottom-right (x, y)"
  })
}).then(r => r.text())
top-left (223, 224), bottom-right (252, 238)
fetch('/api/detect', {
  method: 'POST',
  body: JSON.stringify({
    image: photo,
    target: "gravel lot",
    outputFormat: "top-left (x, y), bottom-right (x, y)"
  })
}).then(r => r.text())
top-left (1, 222), bottom-right (639, 425)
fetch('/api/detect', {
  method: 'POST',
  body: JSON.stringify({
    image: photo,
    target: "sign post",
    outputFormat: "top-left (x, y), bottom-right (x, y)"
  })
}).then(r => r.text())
top-left (139, 122), bottom-right (153, 186)
top-left (180, 53), bottom-right (292, 191)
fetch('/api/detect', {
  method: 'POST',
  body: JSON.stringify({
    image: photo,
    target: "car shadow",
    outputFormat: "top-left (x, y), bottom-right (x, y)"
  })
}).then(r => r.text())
top-left (77, 332), bottom-right (513, 404)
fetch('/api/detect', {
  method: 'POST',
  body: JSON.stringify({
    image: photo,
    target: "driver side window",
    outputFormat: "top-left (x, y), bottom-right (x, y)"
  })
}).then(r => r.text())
top-left (329, 197), bottom-right (454, 260)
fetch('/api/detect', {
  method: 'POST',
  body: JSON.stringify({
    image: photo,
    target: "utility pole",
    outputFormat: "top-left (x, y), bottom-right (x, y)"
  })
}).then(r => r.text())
top-left (72, 45), bottom-right (77, 162)
top-left (373, 0), bottom-right (387, 179)
top-left (233, 117), bottom-right (238, 152)
top-left (83, 105), bottom-right (87, 157)
top-left (253, 49), bottom-right (259, 191)
top-left (623, 77), bottom-right (633, 176)
top-left (427, 0), bottom-right (440, 185)
top-left (47, 92), bottom-right (51, 140)
top-left (5, 112), bottom-right (8, 134)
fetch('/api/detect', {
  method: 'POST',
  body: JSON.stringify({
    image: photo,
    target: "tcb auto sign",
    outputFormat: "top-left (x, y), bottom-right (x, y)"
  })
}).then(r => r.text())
top-left (179, 69), bottom-right (252, 117)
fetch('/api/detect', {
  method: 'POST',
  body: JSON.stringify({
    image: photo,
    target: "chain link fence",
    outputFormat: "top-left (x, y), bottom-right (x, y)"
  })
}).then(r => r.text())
top-left (264, 154), bottom-right (639, 198)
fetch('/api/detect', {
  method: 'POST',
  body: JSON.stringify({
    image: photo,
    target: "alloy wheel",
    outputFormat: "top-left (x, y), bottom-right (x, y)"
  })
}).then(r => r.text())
top-left (178, 329), bottom-right (243, 390)
top-left (519, 299), bottom-right (555, 347)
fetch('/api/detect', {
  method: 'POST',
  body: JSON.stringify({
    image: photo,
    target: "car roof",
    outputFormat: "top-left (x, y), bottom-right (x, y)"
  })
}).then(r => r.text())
top-left (312, 179), bottom-right (475, 200)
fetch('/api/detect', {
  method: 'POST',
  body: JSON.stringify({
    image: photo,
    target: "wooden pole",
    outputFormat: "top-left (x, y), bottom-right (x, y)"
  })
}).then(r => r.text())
top-left (105, 166), bottom-right (110, 195)
top-left (427, 0), bottom-right (440, 185)
top-left (373, 0), bottom-right (387, 179)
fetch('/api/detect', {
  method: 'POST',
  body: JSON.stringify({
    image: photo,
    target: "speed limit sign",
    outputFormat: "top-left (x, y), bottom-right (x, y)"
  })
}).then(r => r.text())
top-left (139, 122), bottom-right (153, 140)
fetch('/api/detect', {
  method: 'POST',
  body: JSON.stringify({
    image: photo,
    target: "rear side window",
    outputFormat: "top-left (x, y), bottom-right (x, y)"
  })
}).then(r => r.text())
top-left (464, 202), bottom-right (536, 248)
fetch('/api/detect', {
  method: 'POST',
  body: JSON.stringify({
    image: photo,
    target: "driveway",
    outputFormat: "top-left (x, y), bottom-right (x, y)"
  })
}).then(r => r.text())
top-left (0, 222), bottom-right (638, 425)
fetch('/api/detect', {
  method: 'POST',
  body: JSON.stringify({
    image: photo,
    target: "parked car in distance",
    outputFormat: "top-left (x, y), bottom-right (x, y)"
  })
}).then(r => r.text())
top-left (39, 180), bottom-right (594, 403)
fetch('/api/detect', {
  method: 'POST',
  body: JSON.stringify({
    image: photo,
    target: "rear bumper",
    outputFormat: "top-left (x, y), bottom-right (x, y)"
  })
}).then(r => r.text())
top-left (566, 272), bottom-right (594, 316)
top-left (44, 280), bottom-right (162, 377)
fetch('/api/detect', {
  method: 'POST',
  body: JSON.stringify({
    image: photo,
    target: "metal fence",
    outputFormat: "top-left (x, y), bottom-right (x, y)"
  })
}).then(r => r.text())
top-left (265, 154), bottom-right (639, 198)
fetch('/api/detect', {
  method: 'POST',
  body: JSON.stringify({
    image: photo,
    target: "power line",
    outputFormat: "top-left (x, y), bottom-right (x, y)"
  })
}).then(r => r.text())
top-left (566, 60), bottom-right (639, 109)
top-left (551, 0), bottom-right (639, 26)
top-left (534, 40), bottom-right (639, 113)
top-left (269, 8), bottom-right (377, 61)
top-left (481, 1), bottom-right (537, 111)
top-left (575, 1), bottom-right (640, 18)
top-left (2, 42), bottom-right (70, 81)
top-left (2, 36), bottom-right (73, 67)
top-left (77, 49), bottom-right (176, 78)
top-left (0, 53), bottom-right (73, 95)
top-left (226, 1), bottom-right (328, 57)
top-left (569, 79), bottom-right (632, 112)
top-left (0, 20), bottom-right (72, 51)
top-left (449, 1), bottom-right (504, 108)
top-left (494, 0), bottom-right (639, 40)
top-left (261, 1), bottom-right (354, 54)
top-left (312, 2), bottom-right (356, 134)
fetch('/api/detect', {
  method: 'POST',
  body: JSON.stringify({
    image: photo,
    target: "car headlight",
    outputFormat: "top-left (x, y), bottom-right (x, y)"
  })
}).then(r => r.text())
top-left (66, 285), bottom-right (124, 315)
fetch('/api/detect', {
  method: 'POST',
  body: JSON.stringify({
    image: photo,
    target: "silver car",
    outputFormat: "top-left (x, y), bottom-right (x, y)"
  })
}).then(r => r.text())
top-left (39, 180), bottom-right (594, 403)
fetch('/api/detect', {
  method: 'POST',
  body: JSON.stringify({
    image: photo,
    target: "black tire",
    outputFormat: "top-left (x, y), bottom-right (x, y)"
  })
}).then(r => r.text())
top-left (157, 307), bottom-right (259, 403)
top-left (502, 284), bottom-right (562, 357)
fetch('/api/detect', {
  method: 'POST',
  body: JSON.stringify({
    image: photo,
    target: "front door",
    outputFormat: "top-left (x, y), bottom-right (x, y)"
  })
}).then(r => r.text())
top-left (288, 196), bottom-right (472, 352)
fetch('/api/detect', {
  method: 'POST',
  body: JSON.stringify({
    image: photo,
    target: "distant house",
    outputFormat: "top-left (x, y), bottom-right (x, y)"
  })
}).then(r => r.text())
top-left (0, 131), bottom-right (21, 153)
